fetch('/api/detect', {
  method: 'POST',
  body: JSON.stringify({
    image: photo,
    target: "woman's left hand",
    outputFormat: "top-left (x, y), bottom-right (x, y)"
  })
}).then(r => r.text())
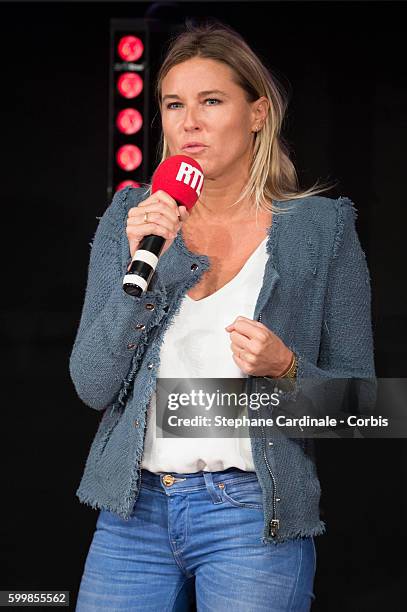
top-left (225, 316), bottom-right (293, 377)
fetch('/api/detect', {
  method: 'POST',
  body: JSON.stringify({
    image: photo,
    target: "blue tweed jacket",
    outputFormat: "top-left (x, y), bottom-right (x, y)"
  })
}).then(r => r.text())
top-left (69, 186), bottom-right (375, 544)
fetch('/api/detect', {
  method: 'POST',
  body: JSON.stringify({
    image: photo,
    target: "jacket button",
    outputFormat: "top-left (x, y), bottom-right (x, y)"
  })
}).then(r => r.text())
top-left (145, 303), bottom-right (155, 310)
top-left (268, 441), bottom-right (273, 446)
top-left (127, 343), bottom-right (137, 350)
top-left (191, 263), bottom-right (198, 271)
top-left (135, 323), bottom-right (146, 331)
top-left (147, 363), bottom-right (154, 370)
top-left (134, 419), bottom-right (139, 427)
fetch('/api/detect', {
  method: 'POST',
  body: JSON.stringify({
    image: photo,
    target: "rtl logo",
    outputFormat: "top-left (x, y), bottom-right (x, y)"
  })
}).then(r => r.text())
top-left (175, 162), bottom-right (204, 196)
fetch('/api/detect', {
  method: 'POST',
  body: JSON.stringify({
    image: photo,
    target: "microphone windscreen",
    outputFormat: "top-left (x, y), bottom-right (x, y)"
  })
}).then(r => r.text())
top-left (151, 155), bottom-right (204, 210)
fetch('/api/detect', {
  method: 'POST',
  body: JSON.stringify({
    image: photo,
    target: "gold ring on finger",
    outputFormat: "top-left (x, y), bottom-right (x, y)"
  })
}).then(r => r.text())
top-left (144, 211), bottom-right (149, 223)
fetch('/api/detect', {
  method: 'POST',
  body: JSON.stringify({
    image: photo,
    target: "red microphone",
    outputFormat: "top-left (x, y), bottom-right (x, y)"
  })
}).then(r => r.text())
top-left (123, 155), bottom-right (204, 297)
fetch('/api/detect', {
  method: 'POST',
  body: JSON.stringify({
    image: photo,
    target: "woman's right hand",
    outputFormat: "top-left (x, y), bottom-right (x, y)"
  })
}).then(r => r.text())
top-left (126, 190), bottom-right (190, 269)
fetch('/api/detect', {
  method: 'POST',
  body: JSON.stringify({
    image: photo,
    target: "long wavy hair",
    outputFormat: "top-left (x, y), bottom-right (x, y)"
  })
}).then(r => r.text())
top-left (153, 20), bottom-right (335, 214)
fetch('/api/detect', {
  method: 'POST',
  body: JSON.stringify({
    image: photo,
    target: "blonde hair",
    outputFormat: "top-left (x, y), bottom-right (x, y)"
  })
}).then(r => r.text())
top-left (153, 20), bottom-right (336, 214)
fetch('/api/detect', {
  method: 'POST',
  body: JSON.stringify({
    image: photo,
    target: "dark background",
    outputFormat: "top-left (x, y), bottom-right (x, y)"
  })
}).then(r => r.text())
top-left (0, 1), bottom-right (406, 610)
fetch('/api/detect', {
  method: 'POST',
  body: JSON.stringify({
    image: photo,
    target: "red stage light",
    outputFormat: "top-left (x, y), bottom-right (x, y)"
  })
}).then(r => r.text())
top-left (116, 145), bottom-right (142, 171)
top-left (116, 180), bottom-right (141, 192)
top-left (116, 108), bottom-right (143, 134)
top-left (117, 72), bottom-right (143, 99)
top-left (117, 36), bottom-right (144, 62)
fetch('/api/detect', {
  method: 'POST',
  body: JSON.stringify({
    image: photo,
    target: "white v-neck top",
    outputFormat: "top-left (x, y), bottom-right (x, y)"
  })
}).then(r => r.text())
top-left (140, 236), bottom-right (269, 474)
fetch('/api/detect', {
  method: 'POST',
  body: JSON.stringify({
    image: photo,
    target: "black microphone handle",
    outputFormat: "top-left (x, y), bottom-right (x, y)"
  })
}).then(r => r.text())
top-left (122, 234), bottom-right (166, 297)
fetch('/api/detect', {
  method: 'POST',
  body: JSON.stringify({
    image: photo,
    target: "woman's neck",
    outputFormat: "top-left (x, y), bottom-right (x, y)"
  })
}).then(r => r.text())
top-left (191, 179), bottom-right (255, 224)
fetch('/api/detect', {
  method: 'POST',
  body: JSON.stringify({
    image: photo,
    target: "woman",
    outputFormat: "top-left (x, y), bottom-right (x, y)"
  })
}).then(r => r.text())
top-left (71, 21), bottom-right (375, 611)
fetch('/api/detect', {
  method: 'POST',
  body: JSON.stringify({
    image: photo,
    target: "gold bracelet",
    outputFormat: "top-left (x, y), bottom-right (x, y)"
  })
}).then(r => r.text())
top-left (278, 352), bottom-right (298, 379)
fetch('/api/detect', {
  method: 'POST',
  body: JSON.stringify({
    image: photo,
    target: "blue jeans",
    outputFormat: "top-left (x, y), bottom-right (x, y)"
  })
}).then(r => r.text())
top-left (76, 467), bottom-right (316, 611)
